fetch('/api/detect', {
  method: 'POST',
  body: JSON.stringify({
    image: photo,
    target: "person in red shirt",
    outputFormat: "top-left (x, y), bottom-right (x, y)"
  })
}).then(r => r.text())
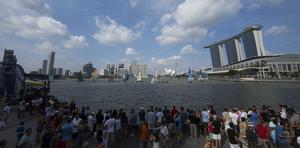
top-left (256, 120), bottom-right (269, 148)
top-left (171, 106), bottom-right (178, 117)
top-left (54, 135), bottom-right (67, 148)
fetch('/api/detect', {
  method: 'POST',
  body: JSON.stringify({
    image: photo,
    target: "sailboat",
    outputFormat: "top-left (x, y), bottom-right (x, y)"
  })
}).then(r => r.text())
top-left (187, 68), bottom-right (193, 83)
top-left (78, 71), bottom-right (83, 82)
top-left (136, 72), bottom-right (143, 82)
top-left (90, 70), bottom-right (97, 81)
top-left (151, 68), bottom-right (159, 84)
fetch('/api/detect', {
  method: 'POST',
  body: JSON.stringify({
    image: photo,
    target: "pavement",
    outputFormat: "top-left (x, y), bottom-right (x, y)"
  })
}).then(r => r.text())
top-left (0, 99), bottom-right (37, 148)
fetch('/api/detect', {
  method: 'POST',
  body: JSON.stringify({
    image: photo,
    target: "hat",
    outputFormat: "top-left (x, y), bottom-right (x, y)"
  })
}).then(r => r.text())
top-left (140, 107), bottom-right (145, 110)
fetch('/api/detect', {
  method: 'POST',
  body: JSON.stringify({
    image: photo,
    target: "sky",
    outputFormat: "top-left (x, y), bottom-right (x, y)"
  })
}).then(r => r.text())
top-left (0, 0), bottom-right (299, 74)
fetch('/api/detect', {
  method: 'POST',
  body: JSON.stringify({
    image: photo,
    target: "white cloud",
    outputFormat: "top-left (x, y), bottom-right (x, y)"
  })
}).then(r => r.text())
top-left (125, 47), bottom-right (137, 55)
top-left (93, 16), bottom-right (141, 45)
top-left (34, 41), bottom-right (58, 52)
top-left (156, 24), bottom-right (208, 46)
top-left (0, 0), bottom-right (69, 40)
top-left (266, 25), bottom-right (290, 35)
top-left (64, 35), bottom-right (88, 49)
top-left (0, 15), bottom-right (68, 40)
top-left (129, 0), bottom-right (141, 7)
top-left (0, 0), bottom-right (49, 16)
top-left (134, 21), bottom-right (146, 30)
top-left (180, 44), bottom-right (199, 54)
top-left (156, 0), bottom-right (242, 45)
top-left (151, 55), bottom-right (181, 65)
top-left (160, 13), bottom-right (173, 25)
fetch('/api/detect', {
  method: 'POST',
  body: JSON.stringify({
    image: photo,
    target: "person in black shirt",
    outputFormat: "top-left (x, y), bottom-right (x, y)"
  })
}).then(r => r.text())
top-left (41, 127), bottom-right (52, 148)
top-left (212, 117), bottom-right (222, 148)
top-left (227, 122), bottom-right (240, 148)
top-left (189, 111), bottom-right (198, 139)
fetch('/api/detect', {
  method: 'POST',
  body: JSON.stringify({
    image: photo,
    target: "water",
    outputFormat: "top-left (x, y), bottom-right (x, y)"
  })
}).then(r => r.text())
top-left (50, 79), bottom-right (300, 112)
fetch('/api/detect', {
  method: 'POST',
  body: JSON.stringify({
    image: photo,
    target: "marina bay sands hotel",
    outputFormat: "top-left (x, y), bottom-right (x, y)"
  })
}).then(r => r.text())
top-left (204, 24), bottom-right (300, 79)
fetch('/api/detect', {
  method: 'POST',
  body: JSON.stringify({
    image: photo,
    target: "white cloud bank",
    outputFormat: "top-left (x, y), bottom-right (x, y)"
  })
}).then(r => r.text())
top-left (64, 35), bottom-right (88, 49)
top-left (93, 16), bottom-right (141, 45)
top-left (266, 25), bottom-right (290, 36)
top-left (125, 47), bottom-right (137, 55)
top-left (151, 55), bottom-right (181, 65)
top-left (180, 44), bottom-right (199, 54)
top-left (156, 0), bottom-right (242, 46)
top-left (0, 15), bottom-right (67, 39)
top-left (34, 41), bottom-right (58, 52)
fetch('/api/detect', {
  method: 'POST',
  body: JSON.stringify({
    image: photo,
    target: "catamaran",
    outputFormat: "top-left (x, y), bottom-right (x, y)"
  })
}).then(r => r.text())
top-left (187, 68), bottom-right (193, 83)
top-left (136, 72), bottom-right (143, 82)
top-left (151, 68), bottom-right (159, 84)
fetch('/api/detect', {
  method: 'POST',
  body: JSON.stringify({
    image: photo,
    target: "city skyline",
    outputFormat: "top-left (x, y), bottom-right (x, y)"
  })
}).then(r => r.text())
top-left (0, 0), bottom-right (300, 73)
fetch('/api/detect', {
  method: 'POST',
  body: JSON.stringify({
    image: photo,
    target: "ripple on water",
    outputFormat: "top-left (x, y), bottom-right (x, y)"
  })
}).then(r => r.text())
top-left (50, 79), bottom-right (300, 112)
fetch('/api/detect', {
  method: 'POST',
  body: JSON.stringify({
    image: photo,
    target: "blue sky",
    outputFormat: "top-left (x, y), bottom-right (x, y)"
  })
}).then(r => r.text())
top-left (0, 0), bottom-right (299, 73)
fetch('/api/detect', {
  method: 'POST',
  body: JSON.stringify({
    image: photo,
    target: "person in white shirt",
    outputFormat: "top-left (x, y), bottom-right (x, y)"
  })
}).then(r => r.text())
top-left (229, 109), bottom-right (239, 132)
top-left (239, 108), bottom-right (247, 121)
top-left (88, 113), bottom-right (95, 131)
top-left (115, 116), bottom-right (121, 141)
top-left (104, 116), bottom-right (116, 148)
top-left (160, 123), bottom-right (169, 148)
top-left (156, 108), bottom-right (164, 125)
top-left (3, 103), bottom-right (11, 123)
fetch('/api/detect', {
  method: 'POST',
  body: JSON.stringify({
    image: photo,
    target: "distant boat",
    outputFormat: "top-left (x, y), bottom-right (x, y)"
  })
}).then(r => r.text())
top-left (151, 68), bottom-right (159, 84)
top-left (136, 72), bottom-right (143, 82)
top-left (78, 71), bottom-right (83, 82)
top-left (90, 70), bottom-right (97, 81)
top-left (123, 74), bottom-right (129, 81)
top-left (187, 68), bottom-right (193, 83)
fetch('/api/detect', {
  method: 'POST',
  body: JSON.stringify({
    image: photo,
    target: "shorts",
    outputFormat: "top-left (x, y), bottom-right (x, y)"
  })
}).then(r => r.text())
top-left (229, 143), bottom-right (240, 148)
top-left (213, 134), bottom-right (221, 140)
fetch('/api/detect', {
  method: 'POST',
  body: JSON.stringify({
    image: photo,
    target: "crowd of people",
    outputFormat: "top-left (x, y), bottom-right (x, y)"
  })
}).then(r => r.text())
top-left (1, 88), bottom-right (300, 148)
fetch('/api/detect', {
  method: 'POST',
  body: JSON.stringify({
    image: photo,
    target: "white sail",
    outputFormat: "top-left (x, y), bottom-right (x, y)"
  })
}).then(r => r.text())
top-left (151, 68), bottom-right (159, 84)
top-left (136, 72), bottom-right (142, 82)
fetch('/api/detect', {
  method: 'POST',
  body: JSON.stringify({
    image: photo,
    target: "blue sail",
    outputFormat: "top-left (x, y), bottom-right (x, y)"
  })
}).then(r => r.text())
top-left (188, 68), bottom-right (193, 82)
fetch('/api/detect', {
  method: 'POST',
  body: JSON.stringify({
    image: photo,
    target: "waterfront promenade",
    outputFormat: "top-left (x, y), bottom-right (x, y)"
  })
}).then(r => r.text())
top-left (0, 98), bottom-right (207, 148)
top-left (1, 94), bottom-right (299, 148)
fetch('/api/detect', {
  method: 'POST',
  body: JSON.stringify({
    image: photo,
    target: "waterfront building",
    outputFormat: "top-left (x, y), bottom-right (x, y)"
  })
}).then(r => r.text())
top-left (207, 54), bottom-right (300, 79)
top-left (53, 68), bottom-right (57, 75)
top-left (129, 61), bottom-right (148, 78)
top-left (106, 64), bottom-right (116, 76)
top-left (241, 25), bottom-right (266, 58)
top-left (41, 59), bottom-right (47, 74)
top-left (0, 49), bottom-right (25, 100)
top-left (64, 70), bottom-right (70, 77)
top-left (57, 68), bottom-right (63, 77)
top-left (205, 25), bottom-right (266, 69)
top-left (204, 25), bottom-right (299, 79)
top-left (30, 71), bottom-right (39, 74)
top-left (129, 61), bottom-right (137, 76)
top-left (46, 51), bottom-right (55, 76)
top-left (38, 68), bottom-right (42, 74)
top-left (224, 38), bottom-right (243, 64)
top-left (82, 62), bottom-right (96, 77)
top-left (209, 45), bottom-right (224, 68)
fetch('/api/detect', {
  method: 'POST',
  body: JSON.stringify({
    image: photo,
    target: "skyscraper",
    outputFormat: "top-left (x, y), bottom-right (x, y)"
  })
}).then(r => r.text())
top-left (41, 59), bottom-right (47, 75)
top-left (208, 45), bottom-right (224, 68)
top-left (57, 68), bottom-right (63, 76)
top-left (129, 61), bottom-right (147, 77)
top-left (46, 51), bottom-right (55, 75)
top-left (241, 25), bottom-right (266, 58)
top-left (224, 38), bottom-right (242, 64)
